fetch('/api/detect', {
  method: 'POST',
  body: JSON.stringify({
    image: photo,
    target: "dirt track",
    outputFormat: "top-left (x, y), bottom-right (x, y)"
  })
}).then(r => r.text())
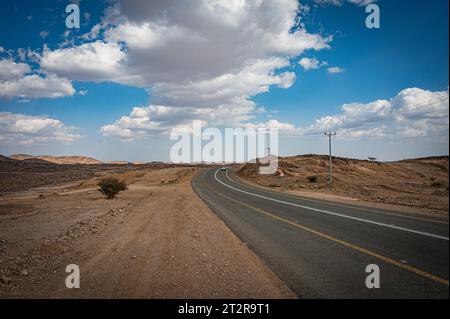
top-left (0, 167), bottom-right (294, 298)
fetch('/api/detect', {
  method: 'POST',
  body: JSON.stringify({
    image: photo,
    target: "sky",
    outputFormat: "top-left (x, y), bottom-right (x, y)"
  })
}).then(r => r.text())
top-left (0, 0), bottom-right (448, 162)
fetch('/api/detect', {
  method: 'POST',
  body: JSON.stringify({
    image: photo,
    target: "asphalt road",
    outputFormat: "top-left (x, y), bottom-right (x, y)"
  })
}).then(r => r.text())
top-left (192, 168), bottom-right (449, 299)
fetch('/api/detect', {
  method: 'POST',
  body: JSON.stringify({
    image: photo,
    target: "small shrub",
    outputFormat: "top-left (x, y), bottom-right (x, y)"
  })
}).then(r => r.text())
top-left (307, 175), bottom-right (318, 183)
top-left (98, 177), bottom-right (127, 199)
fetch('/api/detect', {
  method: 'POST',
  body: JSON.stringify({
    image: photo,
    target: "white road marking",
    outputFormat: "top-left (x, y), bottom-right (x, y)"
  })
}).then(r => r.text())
top-left (227, 173), bottom-right (448, 225)
top-left (213, 169), bottom-right (449, 241)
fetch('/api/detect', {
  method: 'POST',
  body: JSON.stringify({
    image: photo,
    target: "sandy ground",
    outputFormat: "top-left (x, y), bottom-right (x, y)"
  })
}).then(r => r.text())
top-left (237, 155), bottom-right (449, 218)
top-left (0, 167), bottom-right (294, 299)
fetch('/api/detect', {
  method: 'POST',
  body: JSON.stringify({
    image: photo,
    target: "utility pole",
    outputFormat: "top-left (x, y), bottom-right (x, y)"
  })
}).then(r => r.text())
top-left (324, 132), bottom-right (336, 184)
top-left (266, 131), bottom-right (270, 156)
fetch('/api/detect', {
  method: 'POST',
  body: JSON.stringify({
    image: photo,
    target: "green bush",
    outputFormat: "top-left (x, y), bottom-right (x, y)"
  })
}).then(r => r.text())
top-left (307, 175), bottom-right (318, 183)
top-left (98, 177), bottom-right (127, 199)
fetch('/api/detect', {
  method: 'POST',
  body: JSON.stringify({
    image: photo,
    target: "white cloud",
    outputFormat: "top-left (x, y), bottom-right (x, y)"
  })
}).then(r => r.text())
top-left (305, 87), bottom-right (449, 140)
top-left (0, 112), bottom-right (81, 144)
top-left (151, 58), bottom-right (296, 107)
top-left (298, 57), bottom-right (327, 71)
top-left (100, 99), bottom-right (304, 140)
top-left (243, 119), bottom-right (297, 133)
top-left (100, 99), bottom-right (262, 140)
top-left (0, 73), bottom-right (76, 99)
top-left (36, 0), bottom-right (332, 138)
top-left (40, 42), bottom-right (131, 84)
top-left (327, 66), bottom-right (345, 74)
top-left (0, 59), bottom-right (31, 81)
top-left (0, 59), bottom-right (76, 99)
top-left (104, 22), bottom-right (205, 51)
top-left (44, 0), bottom-right (330, 87)
top-left (17, 48), bottom-right (27, 61)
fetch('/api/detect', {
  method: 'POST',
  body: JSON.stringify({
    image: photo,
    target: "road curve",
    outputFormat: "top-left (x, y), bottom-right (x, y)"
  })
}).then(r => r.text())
top-left (192, 168), bottom-right (449, 298)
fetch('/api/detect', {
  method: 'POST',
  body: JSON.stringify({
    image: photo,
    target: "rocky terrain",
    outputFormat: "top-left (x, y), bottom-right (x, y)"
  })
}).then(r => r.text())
top-left (0, 155), bottom-right (189, 193)
top-left (0, 158), bottom-right (294, 298)
top-left (237, 155), bottom-right (449, 215)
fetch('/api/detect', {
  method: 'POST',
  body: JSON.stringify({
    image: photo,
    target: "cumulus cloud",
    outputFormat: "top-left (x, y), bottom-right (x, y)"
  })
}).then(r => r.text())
top-left (43, 0), bottom-right (330, 86)
top-left (243, 119), bottom-right (297, 133)
top-left (298, 57), bottom-right (327, 71)
top-left (40, 42), bottom-right (130, 84)
top-left (327, 66), bottom-right (345, 74)
top-left (35, 0), bottom-right (332, 138)
top-left (0, 73), bottom-right (76, 99)
top-left (100, 99), bottom-right (264, 140)
top-left (305, 87), bottom-right (449, 140)
top-left (0, 59), bottom-right (31, 81)
top-left (99, 99), bottom-right (304, 140)
top-left (0, 59), bottom-right (76, 99)
top-left (151, 58), bottom-right (296, 107)
top-left (0, 112), bottom-right (81, 144)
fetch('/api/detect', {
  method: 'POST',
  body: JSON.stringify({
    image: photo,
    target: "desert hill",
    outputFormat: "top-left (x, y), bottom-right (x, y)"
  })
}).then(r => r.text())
top-left (10, 154), bottom-right (103, 165)
top-left (0, 155), bottom-right (18, 162)
top-left (8, 154), bottom-right (34, 161)
top-left (237, 155), bottom-right (449, 213)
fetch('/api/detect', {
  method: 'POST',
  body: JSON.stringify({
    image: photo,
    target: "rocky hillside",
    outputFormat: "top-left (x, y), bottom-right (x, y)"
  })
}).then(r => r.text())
top-left (237, 155), bottom-right (449, 212)
top-left (10, 154), bottom-right (103, 165)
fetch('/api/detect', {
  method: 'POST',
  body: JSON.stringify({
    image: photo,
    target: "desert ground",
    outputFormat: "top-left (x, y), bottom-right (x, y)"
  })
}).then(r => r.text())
top-left (0, 154), bottom-right (448, 298)
top-left (237, 155), bottom-right (449, 217)
top-left (0, 156), bottom-right (294, 298)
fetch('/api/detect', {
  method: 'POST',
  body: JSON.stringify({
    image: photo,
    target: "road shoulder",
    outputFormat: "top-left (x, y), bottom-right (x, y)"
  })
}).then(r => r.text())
top-left (0, 167), bottom-right (295, 298)
top-left (231, 168), bottom-right (449, 221)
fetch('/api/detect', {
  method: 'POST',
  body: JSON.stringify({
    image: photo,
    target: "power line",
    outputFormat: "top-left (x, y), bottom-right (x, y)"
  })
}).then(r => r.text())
top-left (304, 132), bottom-right (325, 136)
top-left (298, 96), bottom-right (448, 188)
top-left (302, 95), bottom-right (449, 137)
top-left (401, 95), bottom-right (448, 113)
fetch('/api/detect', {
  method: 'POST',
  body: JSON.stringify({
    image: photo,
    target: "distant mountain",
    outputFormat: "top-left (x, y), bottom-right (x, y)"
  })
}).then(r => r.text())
top-left (9, 154), bottom-right (34, 161)
top-left (0, 155), bottom-right (19, 162)
top-left (9, 154), bottom-right (103, 165)
top-left (108, 161), bottom-right (130, 165)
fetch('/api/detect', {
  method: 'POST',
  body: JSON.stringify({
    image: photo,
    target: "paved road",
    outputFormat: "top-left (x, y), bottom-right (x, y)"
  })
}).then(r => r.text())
top-left (192, 168), bottom-right (449, 298)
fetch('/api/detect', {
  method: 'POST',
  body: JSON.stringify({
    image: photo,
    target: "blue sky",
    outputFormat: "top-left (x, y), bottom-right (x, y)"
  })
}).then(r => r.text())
top-left (0, 0), bottom-right (448, 162)
top-left (256, 0), bottom-right (449, 124)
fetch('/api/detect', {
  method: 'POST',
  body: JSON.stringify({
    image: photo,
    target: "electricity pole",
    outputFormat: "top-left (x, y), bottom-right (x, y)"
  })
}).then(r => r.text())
top-left (324, 132), bottom-right (336, 184)
top-left (266, 131), bottom-right (270, 156)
